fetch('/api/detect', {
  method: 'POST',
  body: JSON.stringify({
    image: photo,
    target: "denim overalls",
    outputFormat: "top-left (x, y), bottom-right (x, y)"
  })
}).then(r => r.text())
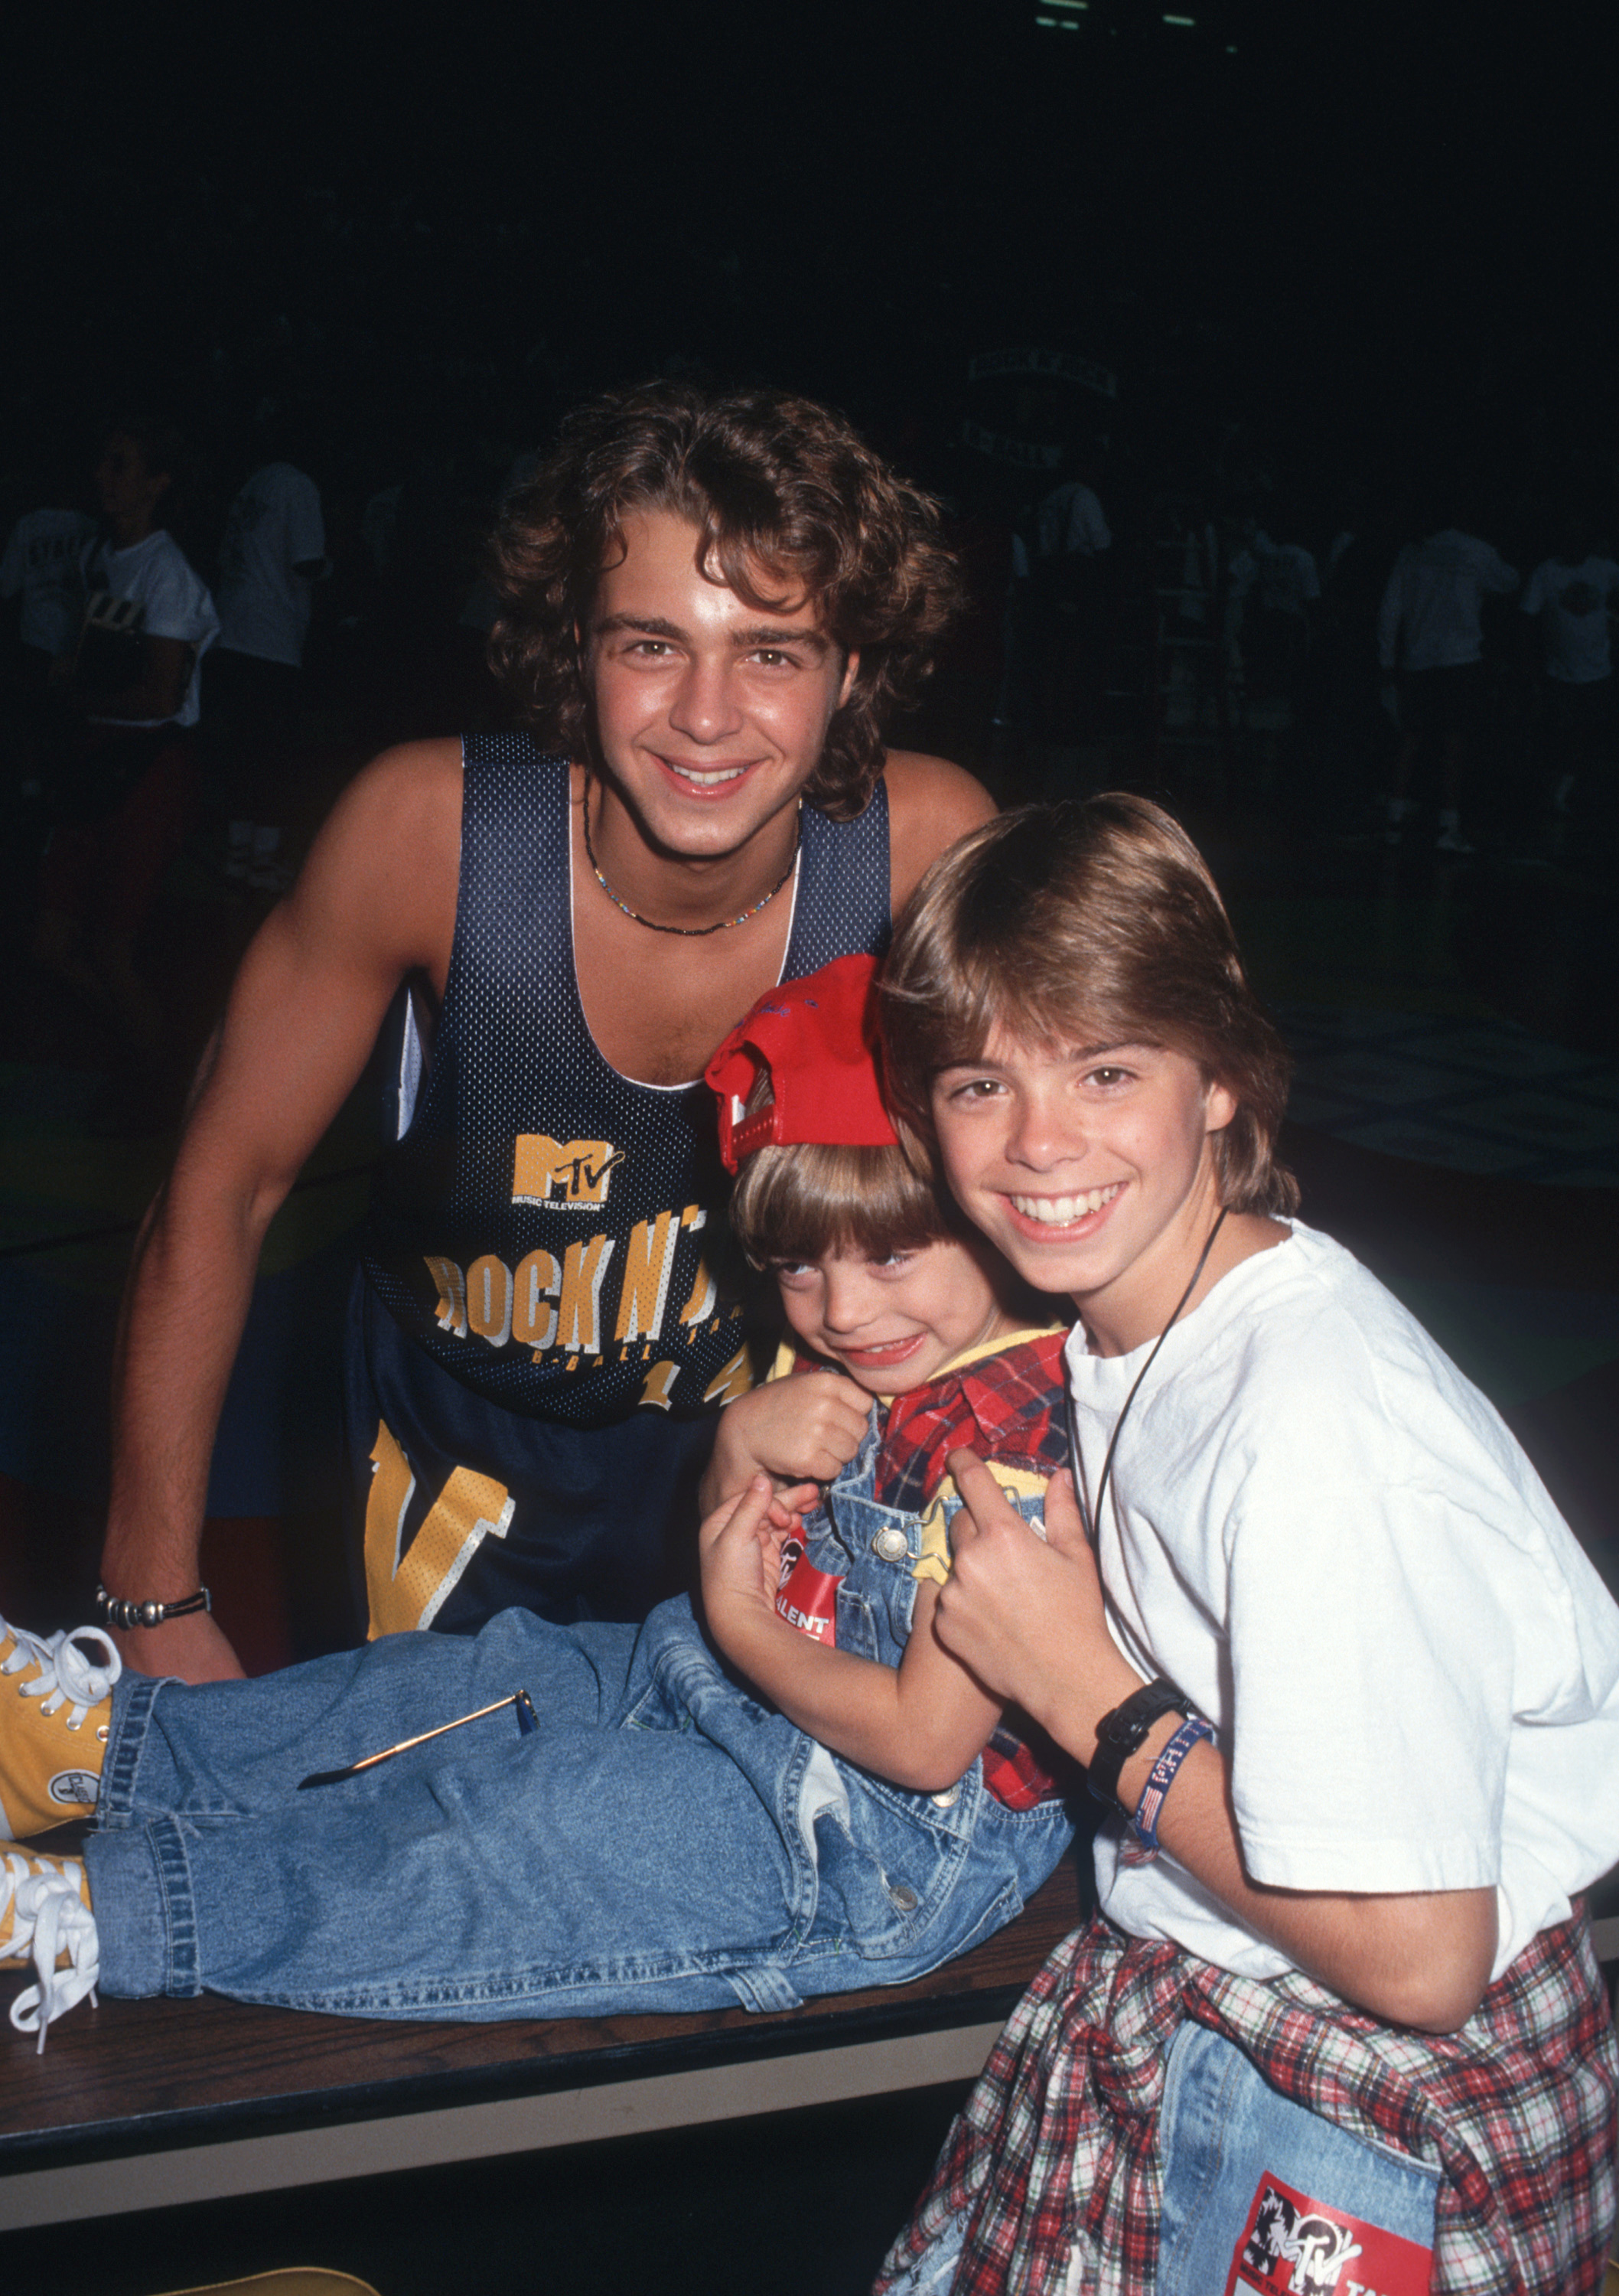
top-left (86, 1412), bottom-right (1073, 2022)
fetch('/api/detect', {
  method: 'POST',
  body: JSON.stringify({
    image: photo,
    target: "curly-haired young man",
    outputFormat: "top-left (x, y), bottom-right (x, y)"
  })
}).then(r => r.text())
top-left (100, 383), bottom-right (992, 1683)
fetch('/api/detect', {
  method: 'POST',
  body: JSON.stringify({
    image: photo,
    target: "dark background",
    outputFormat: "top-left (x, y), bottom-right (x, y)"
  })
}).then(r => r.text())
top-left (5, 2), bottom-right (1612, 522)
top-left (4, 11), bottom-right (1617, 2294)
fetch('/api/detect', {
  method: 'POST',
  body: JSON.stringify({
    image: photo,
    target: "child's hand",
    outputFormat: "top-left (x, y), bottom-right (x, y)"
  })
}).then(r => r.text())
top-left (699, 1373), bottom-right (871, 1515)
top-left (931, 1455), bottom-right (1141, 1752)
top-left (699, 1475), bottom-right (800, 1650)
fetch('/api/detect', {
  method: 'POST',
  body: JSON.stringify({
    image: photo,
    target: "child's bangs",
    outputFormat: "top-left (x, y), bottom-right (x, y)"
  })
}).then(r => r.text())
top-left (729, 1140), bottom-right (946, 1267)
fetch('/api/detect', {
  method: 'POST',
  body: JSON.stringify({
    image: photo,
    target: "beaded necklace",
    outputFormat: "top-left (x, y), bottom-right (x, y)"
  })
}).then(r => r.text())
top-left (583, 791), bottom-right (801, 938)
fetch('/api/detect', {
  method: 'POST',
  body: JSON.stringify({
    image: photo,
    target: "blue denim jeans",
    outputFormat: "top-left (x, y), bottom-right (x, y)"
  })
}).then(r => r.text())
top-left (1158, 2023), bottom-right (1438, 2293)
top-left (883, 2022), bottom-right (1440, 2296)
top-left (85, 1426), bottom-right (1072, 2020)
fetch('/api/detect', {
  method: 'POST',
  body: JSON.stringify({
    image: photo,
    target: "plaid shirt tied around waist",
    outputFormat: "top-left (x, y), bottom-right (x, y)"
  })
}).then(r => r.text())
top-left (876, 1909), bottom-right (1618, 2296)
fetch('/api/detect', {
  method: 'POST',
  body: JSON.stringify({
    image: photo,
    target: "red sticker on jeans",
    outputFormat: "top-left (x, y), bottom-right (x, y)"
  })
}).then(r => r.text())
top-left (775, 1539), bottom-right (841, 1645)
top-left (1224, 2170), bottom-right (1432, 2296)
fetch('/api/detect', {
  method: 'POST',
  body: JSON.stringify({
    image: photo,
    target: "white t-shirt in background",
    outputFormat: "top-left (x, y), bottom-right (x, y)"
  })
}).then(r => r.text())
top-left (1038, 481), bottom-right (1111, 559)
top-left (1520, 556), bottom-right (1619, 683)
top-left (1376, 530), bottom-right (1519, 671)
top-left (1, 507), bottom-right (97, 656)
top-left (214, 462), bottom-right (327, 668)
top-left (81, 529), bottom-right (220, 728)
top-left (1227, 535), bottom-right (1321, 621)
top-left (1066, 1220), bottom-right (1619, 1985)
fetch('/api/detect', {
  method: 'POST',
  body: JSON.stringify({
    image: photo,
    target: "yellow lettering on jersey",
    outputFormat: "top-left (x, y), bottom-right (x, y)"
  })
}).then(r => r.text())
top-left (512, 1135), bottom-right (625, 1208)
top-left (363, 1422), bottom-right (417, 1629)
top-left (467, 1253), bottom-right (513, 1349)
top-left (423, 1255), bottom-right (467, 1339)
top-left (702, 1345), bottom-right (754, 1407)
top-left (513, 1247), bottom-right (561, 1353)
top-left (638, 1360), bottom-right (682, 1411)
top-left (676, 1205), bottom-right (718, 1327)
top-left (614, 1211), bottom-right (680, 1342)
top-left (366, 1440), bottom-right (516, 1636)
top-left (557, 1233), bottom-right (614, 1353)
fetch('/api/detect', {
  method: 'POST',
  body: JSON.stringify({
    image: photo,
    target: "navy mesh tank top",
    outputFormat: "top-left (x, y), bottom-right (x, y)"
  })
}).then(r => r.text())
top-left (361, 734), bottom-right (891, 1427)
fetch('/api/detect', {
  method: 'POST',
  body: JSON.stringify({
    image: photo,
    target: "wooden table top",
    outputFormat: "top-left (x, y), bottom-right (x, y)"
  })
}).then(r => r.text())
top-left (1, 1860), bottom-right (1083, 2171)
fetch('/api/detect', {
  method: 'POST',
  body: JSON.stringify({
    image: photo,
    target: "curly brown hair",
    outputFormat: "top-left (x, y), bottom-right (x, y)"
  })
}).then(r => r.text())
top-left (486, 381), bottom-right (963, 820)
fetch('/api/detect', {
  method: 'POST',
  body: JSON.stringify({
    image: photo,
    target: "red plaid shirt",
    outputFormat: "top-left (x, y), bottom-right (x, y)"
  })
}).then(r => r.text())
top-left (877, 1910), bottom-right (1618, 2295)
top-left (870, 1330), bottom-right (1070, 1517)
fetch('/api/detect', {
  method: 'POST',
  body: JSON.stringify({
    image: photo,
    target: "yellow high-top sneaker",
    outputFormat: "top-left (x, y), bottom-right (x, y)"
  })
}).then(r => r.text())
top-left (0, 1615), bottom-right (121, 1837)
top-left (1, 1841), bottom-right (98, 2050)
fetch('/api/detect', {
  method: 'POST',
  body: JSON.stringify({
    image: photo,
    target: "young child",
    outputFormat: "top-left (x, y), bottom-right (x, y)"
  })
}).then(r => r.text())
top-left (1, 958), bottom-right (1075, 2047)
top-left (871, 801), bottom-right (1619, 2296)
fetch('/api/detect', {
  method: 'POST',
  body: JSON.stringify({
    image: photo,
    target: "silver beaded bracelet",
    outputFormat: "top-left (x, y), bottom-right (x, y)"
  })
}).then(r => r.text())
top-left (95, 1583), bottom-right (212, 1631)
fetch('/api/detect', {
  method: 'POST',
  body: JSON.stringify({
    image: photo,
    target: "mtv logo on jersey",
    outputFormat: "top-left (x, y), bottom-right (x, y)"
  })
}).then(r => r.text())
top-left (512, 1135), bottom-right (625, 1208)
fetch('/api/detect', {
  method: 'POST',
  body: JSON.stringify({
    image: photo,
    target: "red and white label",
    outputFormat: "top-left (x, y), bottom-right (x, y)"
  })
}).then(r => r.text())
top-left (774, 1538), bottom-right (841, 1645)
top-left (1224, 2170), bottom-right (1432, 2296)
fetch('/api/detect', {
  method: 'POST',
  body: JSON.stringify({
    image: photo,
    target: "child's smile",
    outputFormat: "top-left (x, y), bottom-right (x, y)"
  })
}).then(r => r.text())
top-left (774, 1237), bottom-right (1017, 1394)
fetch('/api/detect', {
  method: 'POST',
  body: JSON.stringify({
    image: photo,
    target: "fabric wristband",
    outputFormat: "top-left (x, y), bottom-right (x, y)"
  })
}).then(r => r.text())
top-left (1130, 1715), bottom-right (1216, 1856)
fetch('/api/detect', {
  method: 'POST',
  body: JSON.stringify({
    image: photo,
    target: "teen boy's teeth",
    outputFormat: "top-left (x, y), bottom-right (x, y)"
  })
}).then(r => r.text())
top-left (665, 759), bottom-right (750, 786)
top-left (1010, 1183), bottom-right (1122, 1225)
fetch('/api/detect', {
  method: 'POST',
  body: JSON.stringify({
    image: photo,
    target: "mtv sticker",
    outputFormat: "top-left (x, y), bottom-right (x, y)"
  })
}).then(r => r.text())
top-left (1226, 2170), bottom-right (1432, 2296)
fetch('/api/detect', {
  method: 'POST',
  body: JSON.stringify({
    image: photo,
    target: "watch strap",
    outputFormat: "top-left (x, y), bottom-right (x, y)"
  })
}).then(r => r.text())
top-left (1087, 1675), bottom-right (1194, 1811)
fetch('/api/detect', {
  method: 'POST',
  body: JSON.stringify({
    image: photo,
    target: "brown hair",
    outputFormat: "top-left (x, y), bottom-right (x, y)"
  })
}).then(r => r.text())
top-left (881, 796), bottom-right (1299, 1216)
top-left (486, 381), bottom-right (963, 820)
top-left (727, 1041), bottom-right (951, 1267)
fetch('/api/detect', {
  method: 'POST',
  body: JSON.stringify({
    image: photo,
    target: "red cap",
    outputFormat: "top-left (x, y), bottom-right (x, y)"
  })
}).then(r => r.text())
top-left (705, 955), bottom-right (900, 1173)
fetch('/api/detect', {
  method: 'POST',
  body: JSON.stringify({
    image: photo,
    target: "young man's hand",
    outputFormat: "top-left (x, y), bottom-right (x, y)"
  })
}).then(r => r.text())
top-left (932, 1456), bottom-right (1139, 1757)
top-left (698, 1373), bottom-right (871, 1516)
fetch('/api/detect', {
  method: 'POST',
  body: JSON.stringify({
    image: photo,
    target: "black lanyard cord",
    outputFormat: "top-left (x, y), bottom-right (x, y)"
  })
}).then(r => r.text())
top-left (1077, 1205), bottom-right (1229, 1544)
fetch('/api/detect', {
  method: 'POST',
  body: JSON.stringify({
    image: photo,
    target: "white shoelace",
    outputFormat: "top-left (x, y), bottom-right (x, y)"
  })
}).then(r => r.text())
top-left (2, 1851), bottom-right (100, 2053)
top-left (0, 1618), bottom-right (122, 1726)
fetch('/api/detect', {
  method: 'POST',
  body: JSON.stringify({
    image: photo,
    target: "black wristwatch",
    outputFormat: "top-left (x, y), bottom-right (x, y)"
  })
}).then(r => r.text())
top-left (1088, 1678), bottom-right (1194, 1812)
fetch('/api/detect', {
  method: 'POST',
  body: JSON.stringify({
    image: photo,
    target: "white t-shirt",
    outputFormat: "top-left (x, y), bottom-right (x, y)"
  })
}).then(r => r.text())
top-left (1067, 1220), bottom-right (1619, 1985)
top-left (1256, 535), bottom-right (1320, 616)
top-left (1038, 482), bottom-right (1111, 559)
top-left (81, 529), bottom-right (220, 728)
top-left (1376, 530), bottom-right (1519, 671)
top-left (1226, 536), bottom-right (1319, 620)
top-left (1520, 556), bottom-right (1619, 683)
top-left (1, 508), bottom-right (96, 656)
top-left (214, 463), bottom-right (327, 667)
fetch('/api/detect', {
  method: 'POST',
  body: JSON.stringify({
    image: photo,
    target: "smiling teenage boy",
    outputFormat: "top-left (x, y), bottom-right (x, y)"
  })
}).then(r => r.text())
top-left (875, 798), bottom-right (1619, 2296)
top-left (96, 383), bottom-right (992, 1684)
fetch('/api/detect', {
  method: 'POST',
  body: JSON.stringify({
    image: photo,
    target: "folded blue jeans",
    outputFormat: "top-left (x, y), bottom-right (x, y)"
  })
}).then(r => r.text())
top-left (84, 1458), bottom-right (1071, 2022)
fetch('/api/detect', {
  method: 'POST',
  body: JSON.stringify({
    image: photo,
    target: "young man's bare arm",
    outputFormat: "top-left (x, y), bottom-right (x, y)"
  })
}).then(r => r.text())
top-left (100, 740), bottom-right (463, 1681)
top-left (699, 1474), bottom-right (1005, 1793)
top-left (935, 1457), bottom-right (1499, 2033)
top-left (883, 750), bottom-right (997, 915)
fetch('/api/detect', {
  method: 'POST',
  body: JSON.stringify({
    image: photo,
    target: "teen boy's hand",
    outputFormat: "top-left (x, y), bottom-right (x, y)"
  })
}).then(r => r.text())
top-left (938, 1451), bottom-right (1499, 2032)
top-left (933, 1455), bottom-right (1142, 1762)
top-left (698, 1371), bottom-right (872, 1516)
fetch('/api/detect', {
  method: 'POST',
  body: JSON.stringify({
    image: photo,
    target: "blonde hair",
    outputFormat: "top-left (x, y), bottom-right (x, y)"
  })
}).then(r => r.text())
top-left (881, 796), bottom-right (1298, 1217)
